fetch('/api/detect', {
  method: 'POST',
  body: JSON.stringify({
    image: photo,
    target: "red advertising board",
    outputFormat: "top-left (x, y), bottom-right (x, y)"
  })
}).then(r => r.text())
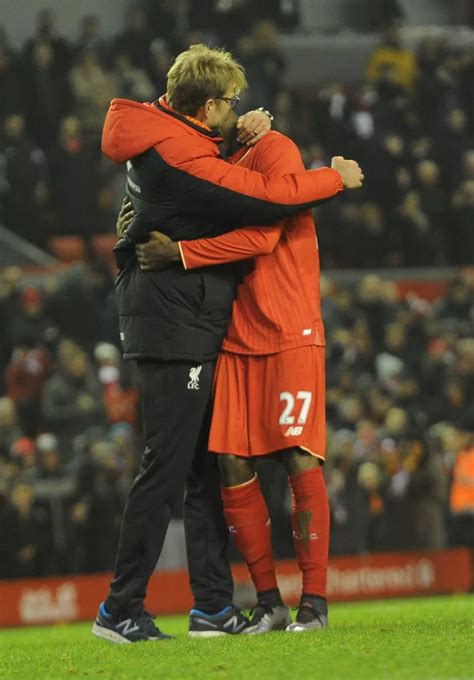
top-left (0, 549), bottom-right (471, 628)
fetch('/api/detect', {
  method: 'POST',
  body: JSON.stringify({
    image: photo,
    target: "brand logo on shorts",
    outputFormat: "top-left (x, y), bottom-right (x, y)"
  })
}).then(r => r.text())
top-left (284, 426), bottom-right (303, 436)
top-left (187, 365), bottom-right (202, 390)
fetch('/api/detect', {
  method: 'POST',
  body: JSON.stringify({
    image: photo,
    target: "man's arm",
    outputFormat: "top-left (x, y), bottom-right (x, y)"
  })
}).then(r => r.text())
top-left (136, 136), bottom-right (363, 272)
top-left (180, 225), bottom-right (282, 269)
top-left (136, 225), bottom-right (283, 271)
top-left (154, 134), bottom-right (351, 225)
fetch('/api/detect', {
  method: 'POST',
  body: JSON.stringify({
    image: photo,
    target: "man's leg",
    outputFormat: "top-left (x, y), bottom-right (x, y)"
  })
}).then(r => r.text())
top-left (218, 454), bottom-right (290, 633)
top-left (183, 399), bottom-right (234, 614)
top-left (281, 448), bottom-right (330, 630)
top-left (98, 361), bottom-right (214, 632)
top-left (219, 455), bottom-right (278, 595)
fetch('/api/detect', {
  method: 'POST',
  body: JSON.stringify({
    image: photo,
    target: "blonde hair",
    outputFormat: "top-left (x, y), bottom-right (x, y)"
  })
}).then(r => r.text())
top-left (166, 44), bottom-right (247, 115)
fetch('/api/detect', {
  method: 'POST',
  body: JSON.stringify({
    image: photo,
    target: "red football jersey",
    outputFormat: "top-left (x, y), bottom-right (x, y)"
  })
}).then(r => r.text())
top-left (179, 131), bottom-right (343, 355)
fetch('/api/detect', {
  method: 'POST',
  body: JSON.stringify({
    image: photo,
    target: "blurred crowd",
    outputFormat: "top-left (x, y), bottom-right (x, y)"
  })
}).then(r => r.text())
top-left (0, 262), bottom-right (472, 578)
top-left (0, 6), bottom-right (473, 266)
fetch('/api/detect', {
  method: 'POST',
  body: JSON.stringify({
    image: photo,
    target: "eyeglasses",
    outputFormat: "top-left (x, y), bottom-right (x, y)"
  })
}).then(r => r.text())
top-left (213, 95), bottom-right (240, 109)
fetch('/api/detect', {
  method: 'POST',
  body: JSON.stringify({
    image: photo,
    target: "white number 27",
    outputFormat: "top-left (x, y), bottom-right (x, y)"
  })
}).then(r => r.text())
top-left (279, 391), bottom-right (313, 425)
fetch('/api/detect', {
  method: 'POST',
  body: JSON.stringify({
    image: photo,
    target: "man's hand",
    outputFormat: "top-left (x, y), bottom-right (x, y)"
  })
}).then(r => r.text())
top-left (331, 157), bottom-right (365, 189)
top-left (237, 110), bottom-right (272, 146)
top-left (116, 196), bottom-right (134, 237)
top-left (136, 231), bottom-right (181, 271)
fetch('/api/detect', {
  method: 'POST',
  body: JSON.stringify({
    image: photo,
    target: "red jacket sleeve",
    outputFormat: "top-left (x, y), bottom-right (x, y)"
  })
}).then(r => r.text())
top-left (179, 133), bottom-right (312, 269)
top-left (157, 133), bottom-right (343, 224)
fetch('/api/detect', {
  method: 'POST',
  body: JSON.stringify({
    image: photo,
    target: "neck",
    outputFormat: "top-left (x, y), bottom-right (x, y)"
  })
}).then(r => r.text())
top-left (162, 97), bottom-right (212, 131)
top-left (225, 126), bottom-right (241, 157)
top-left (220, 112), bottom-right (240, 156)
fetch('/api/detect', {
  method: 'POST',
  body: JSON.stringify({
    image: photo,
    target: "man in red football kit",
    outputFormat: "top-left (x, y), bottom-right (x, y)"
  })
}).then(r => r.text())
top-left (135, 114), bottom-right (363, 633)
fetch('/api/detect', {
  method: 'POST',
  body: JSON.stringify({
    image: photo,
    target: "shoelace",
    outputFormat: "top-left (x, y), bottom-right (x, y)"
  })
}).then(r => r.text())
top-left (136, 610), bottom-right (160, 635)
top-left (247, 601), bottom-right (279, 624)
top-left (247, 605), bottom-right (267, 624)
top-left (295, 603), bottom-right (327, 626)
top-left (296, 605), bottom-right (316, 624)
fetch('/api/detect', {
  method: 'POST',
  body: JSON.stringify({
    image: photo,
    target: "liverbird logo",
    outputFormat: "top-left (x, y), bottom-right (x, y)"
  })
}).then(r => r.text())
top-left (187, 365), bottom-right (202, 390)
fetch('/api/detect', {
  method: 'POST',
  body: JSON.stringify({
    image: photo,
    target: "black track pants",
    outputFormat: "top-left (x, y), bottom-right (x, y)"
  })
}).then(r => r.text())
top-left (105, 360), bottom-right (233, 617)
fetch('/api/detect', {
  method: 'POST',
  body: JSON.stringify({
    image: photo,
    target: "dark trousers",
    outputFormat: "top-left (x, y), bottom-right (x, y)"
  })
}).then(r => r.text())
top-left (105, 360), bottom-right (233, 617)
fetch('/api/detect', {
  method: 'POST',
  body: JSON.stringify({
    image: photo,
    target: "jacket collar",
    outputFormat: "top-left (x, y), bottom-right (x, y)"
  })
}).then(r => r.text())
top-left (155, 96), bottom-right (223, 142)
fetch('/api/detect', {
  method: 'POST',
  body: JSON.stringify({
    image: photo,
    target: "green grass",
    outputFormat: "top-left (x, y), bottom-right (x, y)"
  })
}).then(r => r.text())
top-left (1, 595), bottom-right (473, 680)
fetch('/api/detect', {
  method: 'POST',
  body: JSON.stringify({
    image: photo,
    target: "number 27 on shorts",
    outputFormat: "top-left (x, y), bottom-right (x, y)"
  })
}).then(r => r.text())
top-left (279, 391), bottom-right (312, 437)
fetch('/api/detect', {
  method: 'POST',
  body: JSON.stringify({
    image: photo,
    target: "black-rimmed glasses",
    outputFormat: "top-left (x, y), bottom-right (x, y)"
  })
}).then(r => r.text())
top-left (213, 95), bottom-right (240, 109)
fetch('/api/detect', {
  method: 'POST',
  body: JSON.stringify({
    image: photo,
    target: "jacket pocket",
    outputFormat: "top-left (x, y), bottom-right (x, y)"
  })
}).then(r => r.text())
top-left (144, 268), bottom-right (207, 315)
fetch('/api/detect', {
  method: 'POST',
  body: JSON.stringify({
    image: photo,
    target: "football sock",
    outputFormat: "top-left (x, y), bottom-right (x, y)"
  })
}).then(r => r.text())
top-left (257, 588), bottom-right (284, 609)
top-left (221, 475), bottom-right (279, 593)
top-left (289, 466), bottom-right (330, 598)
top-left (300, 593), bottom-right (328, 616)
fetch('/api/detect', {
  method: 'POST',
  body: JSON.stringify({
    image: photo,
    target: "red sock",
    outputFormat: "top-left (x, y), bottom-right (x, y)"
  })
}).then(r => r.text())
top-left (289, 467), bottom-right (330, 598)
top-left (221, 476), bottom-right (278, 593)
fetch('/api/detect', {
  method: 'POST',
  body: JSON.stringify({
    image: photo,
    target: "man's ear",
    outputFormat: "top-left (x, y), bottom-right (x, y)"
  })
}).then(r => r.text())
top-left (203, 99), bottom-right (214, 116)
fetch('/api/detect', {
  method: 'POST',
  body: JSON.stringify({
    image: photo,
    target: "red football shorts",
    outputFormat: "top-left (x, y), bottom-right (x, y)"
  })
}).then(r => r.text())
top-left (209, 346), bottom-right (326, 460)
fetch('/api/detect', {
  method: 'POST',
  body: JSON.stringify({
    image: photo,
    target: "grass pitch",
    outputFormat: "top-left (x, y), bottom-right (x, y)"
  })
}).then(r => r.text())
top-left (1, 595), bottom-right (473, 680)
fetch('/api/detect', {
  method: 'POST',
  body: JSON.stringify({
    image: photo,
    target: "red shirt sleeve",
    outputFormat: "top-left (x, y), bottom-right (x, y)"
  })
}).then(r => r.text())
top-left (180, 225), bottom-right (282, 269)
top-left (180, 133), bottom-right (313, 270)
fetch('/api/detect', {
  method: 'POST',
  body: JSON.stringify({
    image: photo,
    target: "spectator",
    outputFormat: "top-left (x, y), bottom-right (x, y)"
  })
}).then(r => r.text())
top-left (449, 434), bottom-right (474, 548)
top-left (5, 344), bottom-right (51, 436)
top-left (0, 479), bottom-right (17, 577)
top-left (237, 21), bottom-right (286, 110)
top-left (47, 259), bottom-right (114, 350)
top-left (71, 440), bottom-right (125, 572)
top-left (9, 436), bottom-right (38, 481)
top-left (404, 439), bottom-right (448, 550)
top-left (47, 116), bottom-right (99, 236)
top-left (7, 287), bottom-right (51, 350)
top-left (112, 7), bottom-right (154, 74)
top-left (435, 109), bottom-right (473, 192)
top-left (74, 15), bottom-right (109, 66)
top-left (0, 114), bottom-right (49, 246)
top-left (36, 433), bottom-right (64, 479)
top-left (111, 53), bottom-right (155, 102)
top-left (366, 26), bottom-right (418, 91)
top-left (9, 482), bottom-right (51, 577)
top-left (0, 397), bottom-right (24, 459)
top-left (23, 41), bottom-right (71, 147)
top-left (0, 47), bottom-right (23, 124)
top-left (390, 191), bottom-right (434, 266)
top-left (69, 50), bottom-right (115, 143)
top-left (42, 345), bottom-right (105, 449)
top-left (148, 39), bottom-right (172, 94)
top-left (415, 159), bottom-right (447, 254)
top-left (24, 8), bottom-right (71, 72)
top-left (94, 342), bottom-right (139, 427)
top-left (449, 180), bottom-right (474, 265)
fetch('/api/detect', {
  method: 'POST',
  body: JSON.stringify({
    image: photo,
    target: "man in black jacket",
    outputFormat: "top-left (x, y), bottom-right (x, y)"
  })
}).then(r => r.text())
top-left (93, 44), bottom-right (347, 643)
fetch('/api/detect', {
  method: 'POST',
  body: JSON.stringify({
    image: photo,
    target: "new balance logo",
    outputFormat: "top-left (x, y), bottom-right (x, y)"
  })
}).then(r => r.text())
top-left (116, 618), bottom-right (140, 636)
top-left (187, 365), bottom-right (202, 390)
top-left (284, 426), bottom-right (303, 436)
top-left (223, 615), bottom-right (247, 634)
